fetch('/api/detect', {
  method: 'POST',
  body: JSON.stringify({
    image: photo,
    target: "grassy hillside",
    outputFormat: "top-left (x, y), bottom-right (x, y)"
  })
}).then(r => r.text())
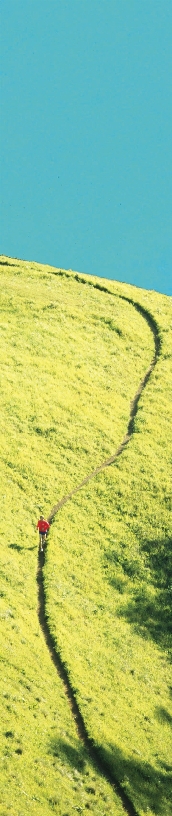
top-left (0, 256), bottom-right (171, 816)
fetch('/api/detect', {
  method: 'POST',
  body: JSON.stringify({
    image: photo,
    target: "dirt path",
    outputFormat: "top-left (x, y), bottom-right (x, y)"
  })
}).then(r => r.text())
top-left (37, 556), bottom-right (138, 816)
top-left (47, 285), bottom-right (160, 523)
top-left (37, 278), bottom-right (160, 816)
top-left (0, 261), bottom-right (160, 815)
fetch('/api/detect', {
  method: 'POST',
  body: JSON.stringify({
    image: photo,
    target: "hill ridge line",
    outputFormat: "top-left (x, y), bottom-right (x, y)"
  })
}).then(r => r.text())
top-left (37, 274), bottom-right (160, 816)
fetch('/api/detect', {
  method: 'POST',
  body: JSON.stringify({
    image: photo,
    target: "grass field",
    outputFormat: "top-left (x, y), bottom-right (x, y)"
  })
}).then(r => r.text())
top-left (0, 256), bottom-right (171, 816)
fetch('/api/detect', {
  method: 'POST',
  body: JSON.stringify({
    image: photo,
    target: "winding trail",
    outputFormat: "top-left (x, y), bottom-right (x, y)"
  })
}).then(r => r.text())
top-left (37, 275), bottom-right (161, 816)
top-left (0, 261), bottom-right (161, 815)
top-left (37, 560), bottom-right (138, 816)
top-left (47, 281), bottom-right (161, 522)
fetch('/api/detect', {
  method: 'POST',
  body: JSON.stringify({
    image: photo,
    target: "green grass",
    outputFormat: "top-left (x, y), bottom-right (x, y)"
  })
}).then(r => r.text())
top-left (0, 256), bottom-right (171, 816)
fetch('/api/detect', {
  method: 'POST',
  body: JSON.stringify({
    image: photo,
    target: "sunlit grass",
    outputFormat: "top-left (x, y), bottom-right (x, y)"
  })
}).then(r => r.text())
top-left (0, 256), bottom-right (171, 815)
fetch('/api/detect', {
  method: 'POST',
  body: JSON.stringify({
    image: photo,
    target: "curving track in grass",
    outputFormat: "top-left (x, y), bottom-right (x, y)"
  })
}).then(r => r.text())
top-left (0, 260), bottom-right (161, 815)
top-left (37, 274), bottom-right (161, 816)
top-left (47, 278), bottom-right (161, 522)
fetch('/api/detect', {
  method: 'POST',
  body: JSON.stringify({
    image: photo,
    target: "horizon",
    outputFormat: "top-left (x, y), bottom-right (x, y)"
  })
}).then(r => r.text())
top-left (1, 253), bottom-right (171, 300)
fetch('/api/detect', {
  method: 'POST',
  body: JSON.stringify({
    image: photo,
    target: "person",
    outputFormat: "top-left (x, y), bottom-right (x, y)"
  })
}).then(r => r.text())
top-left (37, 515), bottom-right (50, 552)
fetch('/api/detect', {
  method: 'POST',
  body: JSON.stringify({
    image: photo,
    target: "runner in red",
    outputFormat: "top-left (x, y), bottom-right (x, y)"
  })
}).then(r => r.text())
top-left (37, 515), bottom-right (50, 552)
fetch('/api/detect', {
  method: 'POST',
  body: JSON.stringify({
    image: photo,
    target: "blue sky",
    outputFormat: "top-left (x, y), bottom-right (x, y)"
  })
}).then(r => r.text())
top-left (0, 1), bottom-right (172, 295)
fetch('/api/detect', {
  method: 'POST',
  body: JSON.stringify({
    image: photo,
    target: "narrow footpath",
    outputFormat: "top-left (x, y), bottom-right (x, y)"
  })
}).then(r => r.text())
top-left (37, 278), bottom-right (161, 816)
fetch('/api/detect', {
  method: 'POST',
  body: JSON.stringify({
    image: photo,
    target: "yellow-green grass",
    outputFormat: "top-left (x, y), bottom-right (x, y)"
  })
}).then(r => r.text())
top-left (0, 257), bottom-right (129, 816)
top-left (0, 256), bottom-right (171, 816)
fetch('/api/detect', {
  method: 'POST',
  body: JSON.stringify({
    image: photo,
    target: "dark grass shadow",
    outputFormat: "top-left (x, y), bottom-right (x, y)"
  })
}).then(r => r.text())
top-left (48, 737), bottom-right (172, 816)
top-left (98, 743), bottom-right (172, 816)
top-left (108, 535), bottom-right (172, 657)
top-left (117, 582), bottom-right (172, 655)
top-left (49, 737), bottom-right (86, 771)
top-left (155, 706), bottom-right (172, 727)
top-left (8, 543), bottom-right (23, 552)
top-left (26, 545), bottom-right (36, 551)
top-left (146, 535), bottom-right (172, 592)
top-left (8, 543), bottom-right (35, 552)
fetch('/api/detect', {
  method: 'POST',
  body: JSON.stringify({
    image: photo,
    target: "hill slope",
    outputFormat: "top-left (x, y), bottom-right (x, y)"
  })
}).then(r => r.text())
top-left (0, 256), bottom-right (171, 816)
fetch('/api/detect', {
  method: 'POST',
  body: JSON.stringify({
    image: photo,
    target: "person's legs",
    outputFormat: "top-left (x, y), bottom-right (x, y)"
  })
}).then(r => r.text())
top-left (39, 531), bottom-right (47, 552)
top-left (39, 533), bottom-right (43, 551)
top-left (41, 533), bottom-right (47, 552)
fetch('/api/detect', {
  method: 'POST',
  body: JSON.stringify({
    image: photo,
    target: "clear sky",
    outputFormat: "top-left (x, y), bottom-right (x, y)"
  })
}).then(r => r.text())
top-left (0, 1), bottom-right (172, 295)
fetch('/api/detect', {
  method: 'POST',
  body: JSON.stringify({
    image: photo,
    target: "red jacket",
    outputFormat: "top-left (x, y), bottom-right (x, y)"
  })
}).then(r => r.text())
top-left (37, 519), bottom-right (50, 533)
